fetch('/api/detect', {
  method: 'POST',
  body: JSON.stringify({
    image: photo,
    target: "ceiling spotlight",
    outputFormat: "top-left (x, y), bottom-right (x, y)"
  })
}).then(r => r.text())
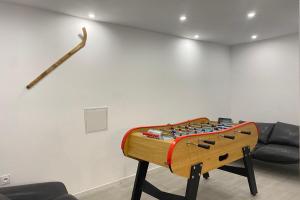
top-left (251, 35), bottom-right (258, 40)
top-left (88, 13), bottom-right (95, 19)
top-left (180, 15), bottom-right (187, 22)
top-left (194, 35), bottom-right (200, 39)
top-left (247, 11), bottom-right (256, 19)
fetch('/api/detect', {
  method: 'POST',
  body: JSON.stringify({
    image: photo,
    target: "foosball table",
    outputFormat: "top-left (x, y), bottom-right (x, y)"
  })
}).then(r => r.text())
top-left (121, 117), bottom-right (259, 200)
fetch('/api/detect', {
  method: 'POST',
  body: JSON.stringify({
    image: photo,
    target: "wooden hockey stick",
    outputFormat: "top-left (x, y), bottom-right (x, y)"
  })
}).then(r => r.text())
top-left (26, 27), bottom-right (87, 89)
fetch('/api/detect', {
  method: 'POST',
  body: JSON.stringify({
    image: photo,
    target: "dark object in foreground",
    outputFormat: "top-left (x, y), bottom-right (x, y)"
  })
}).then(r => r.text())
top-left (0, 182), bottom-right (78, 200)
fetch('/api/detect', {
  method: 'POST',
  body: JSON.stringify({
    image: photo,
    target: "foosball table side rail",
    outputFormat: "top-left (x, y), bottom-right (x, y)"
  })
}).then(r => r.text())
top-left (166, 122), bottom-right (259, 177)
top-left (122, 118), bottom-right (259, 179)
top-left (121, 117), bottom-right (211, 169)
top-left (121, 117), bottom-right (210, 153)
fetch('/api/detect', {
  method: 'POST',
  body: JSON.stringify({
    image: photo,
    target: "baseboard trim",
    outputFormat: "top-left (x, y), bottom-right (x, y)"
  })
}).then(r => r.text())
top-left (74, 166), bottom-right (161, 199)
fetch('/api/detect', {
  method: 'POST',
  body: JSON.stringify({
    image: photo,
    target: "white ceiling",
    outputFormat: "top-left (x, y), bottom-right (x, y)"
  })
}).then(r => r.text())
top-left (2, 0), bottom-right (299, 45)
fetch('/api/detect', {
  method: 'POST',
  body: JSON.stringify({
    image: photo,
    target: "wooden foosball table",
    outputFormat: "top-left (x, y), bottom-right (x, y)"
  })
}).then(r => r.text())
top-left (121, 117), bottom-right (259, 200)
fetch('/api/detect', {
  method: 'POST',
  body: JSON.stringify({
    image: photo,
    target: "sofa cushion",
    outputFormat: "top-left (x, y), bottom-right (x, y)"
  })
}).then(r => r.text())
top-left (254, 142), bottom-right (264, 151)
top-left (0, 182), bottom-right (69, 200)
top-left (252, 144), bottom-right (299, 164)
top-left (0, 194), bottom-right (10, 200)
top-left (269, 122), bottom-right (299, 147)
top-left (54, 194), bottom-right (78, 200)
top-left (255, 123), bottom-right (275, 144)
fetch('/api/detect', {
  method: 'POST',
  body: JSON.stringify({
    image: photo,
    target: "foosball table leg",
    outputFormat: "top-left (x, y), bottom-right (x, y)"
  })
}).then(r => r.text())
top-left (131, 160), bottom-right (149, 200)
top-left (203, 172), bottom-right (209, 179)
top-left (131, 161), bottom-right (202, 200)
top-left (185, 163), bottom-right (202, 200)
top-left (218, 146), bottom-right (258, 196)
top-left (242, 147), bottom-right (258, 196)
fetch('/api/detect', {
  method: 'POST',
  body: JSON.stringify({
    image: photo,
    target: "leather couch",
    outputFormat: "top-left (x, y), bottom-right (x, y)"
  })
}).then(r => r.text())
top-left (252, 122), bottom-right (299, 164)
top-left (0, 182), bottom-right (78, 200)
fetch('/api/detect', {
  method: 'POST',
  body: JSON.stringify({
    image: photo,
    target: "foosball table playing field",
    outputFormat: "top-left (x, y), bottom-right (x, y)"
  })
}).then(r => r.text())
top-left (121, 117), bottom-right (259, 200)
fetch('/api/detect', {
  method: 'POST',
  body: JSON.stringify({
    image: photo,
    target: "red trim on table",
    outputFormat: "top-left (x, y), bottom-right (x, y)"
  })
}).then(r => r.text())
top-left (166, 122), bottom-right (258, 166)
top-left (120, 117), bottom-right (209, 152)
top-left (142, 132), bottom-right (160, 139)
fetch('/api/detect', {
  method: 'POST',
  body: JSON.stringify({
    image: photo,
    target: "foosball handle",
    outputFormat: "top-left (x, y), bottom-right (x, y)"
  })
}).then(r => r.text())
top-left (241, 131), bottom-right (251, 135)
top-left (224, 135), bottom-right (235, 140)
top-left (203, 140), bottom-right (216, 145)
top-left (198, 144), bottom-right (210, 149)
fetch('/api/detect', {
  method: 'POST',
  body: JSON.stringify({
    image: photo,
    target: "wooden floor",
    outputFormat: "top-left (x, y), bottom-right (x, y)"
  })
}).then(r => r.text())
top-left (79, 161), bottom-right (300, 200)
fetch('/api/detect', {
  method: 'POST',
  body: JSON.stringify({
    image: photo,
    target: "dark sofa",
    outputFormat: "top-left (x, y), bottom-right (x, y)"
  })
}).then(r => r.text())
top-left (252, 122), bottom-right (299, 164)
top-left (0, 182), bottom-right (78, 200)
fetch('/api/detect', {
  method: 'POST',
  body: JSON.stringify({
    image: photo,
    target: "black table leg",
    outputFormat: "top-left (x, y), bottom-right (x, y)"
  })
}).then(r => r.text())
top-left (243, 147), bottom-right (258, 196)
top-left (203, 173), bottom-right (209, 179)
top-left (131, 161), bottom-right (149, 200)
top-left (218, 146), bottom-right (258, 196)
top-left (185, 163), bottom-right (202, 200)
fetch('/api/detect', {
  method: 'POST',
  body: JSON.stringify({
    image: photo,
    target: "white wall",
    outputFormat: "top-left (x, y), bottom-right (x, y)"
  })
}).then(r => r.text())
top-left (230, 34), bottom-right (299, 124)
top-left (0, 2), bottom-right (231, 194)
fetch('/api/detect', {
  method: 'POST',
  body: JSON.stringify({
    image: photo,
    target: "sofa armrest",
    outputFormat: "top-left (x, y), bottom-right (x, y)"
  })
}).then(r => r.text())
top-left (0, 194), bottom-right (10, 200)
top-left (0, 182), bottom-right (69, 200)
top-left (54, 194), bottom-right (78, 200)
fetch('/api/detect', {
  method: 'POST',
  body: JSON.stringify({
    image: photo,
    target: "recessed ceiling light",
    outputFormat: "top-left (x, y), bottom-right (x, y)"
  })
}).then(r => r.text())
top-left (88, 13), bottom-right (95, 19)
top-left (247, 11), bottom-right (256, 19)
top-left (194, 35), bottom-right (200, 39)
top-left (180, 15), bottom-right (187, 22)
top-left (251, 35), bottom-right (258, 40)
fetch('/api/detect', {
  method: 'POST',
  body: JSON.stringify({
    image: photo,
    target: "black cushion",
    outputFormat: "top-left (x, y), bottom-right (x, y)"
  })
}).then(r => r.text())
top-left (54, 195), bottom-right (78, 200)
top-left (0, 194), bottom-right (10, 200)
top-left (0, 182), bottom-right (69, 200)
top-left (254, 142), bottom-right (264, 151)
top-left (252, 144), bottom-right (299, 164)
top-left (255, 123), bottom-right (275, 144)
top-left (269, 122), bottom-right (299, 147)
